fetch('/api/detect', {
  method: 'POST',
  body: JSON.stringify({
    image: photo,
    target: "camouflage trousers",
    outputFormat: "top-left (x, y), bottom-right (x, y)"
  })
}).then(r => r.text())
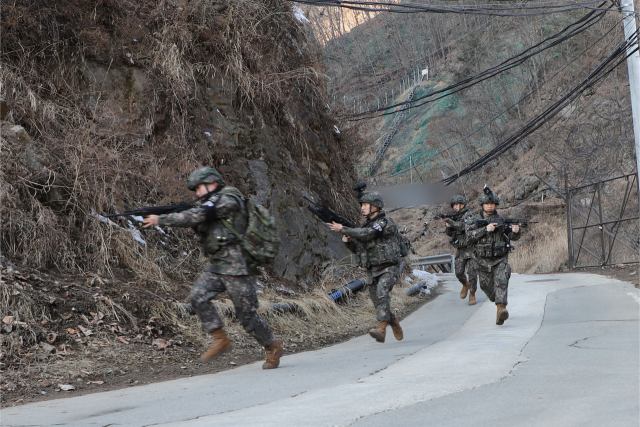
top-left (367, 264), bottom-right (400, 323)
top-left (455, 252), bottom-right (478, 293)
top-left (190, 271), bottom-right (275, 346)
top-left (476, 258), bottom-right (511, 305)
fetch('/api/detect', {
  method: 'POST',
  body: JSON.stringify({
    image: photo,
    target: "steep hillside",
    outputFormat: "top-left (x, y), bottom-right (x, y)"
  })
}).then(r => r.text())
top-left (1, 0), bottom-right (359, 287)
top-left (314, 4), bottom-right (638, 272)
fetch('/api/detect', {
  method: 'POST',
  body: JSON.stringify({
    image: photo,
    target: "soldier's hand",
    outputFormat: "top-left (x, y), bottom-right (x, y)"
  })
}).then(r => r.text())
top-left (511, 224), bottom-right (520, 233)
top-left (342, 235), bottom-right (351, 243)
top-left (327, 222), bottom-right (343, 232)
top-left (443, 219), bottom-right (451, 227)
top-left (143, 215), bottom-right (160, 228)
top-left (486, 223), bottom-right (497, 232)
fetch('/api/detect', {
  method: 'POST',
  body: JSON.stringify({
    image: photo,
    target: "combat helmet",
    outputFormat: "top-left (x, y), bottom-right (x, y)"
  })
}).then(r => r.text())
top-left (187, 167), bottom-right (223, 191)
top-left (478, 185), bottom-right (500, 205)
top-left (358, 191), bottom-right (384, 209)
top-left (450, 195), bottom-right (468, 207)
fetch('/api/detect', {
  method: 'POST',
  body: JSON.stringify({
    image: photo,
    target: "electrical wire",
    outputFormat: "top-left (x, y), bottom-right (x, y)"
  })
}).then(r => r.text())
top-left (367, 15), bottom-right (626, 180)
top-left (348, 2), bottom-right (612, 120)
top-left (291, 0), bottom-right (617, 16)
top-left (442, 29), bottom-right (639, 184)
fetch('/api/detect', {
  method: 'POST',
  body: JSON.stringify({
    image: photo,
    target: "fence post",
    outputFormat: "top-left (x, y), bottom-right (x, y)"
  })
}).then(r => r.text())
top-left (596, 181), bottom-right (607, 265)
top-left (565, 172), bottom-right (574, 269)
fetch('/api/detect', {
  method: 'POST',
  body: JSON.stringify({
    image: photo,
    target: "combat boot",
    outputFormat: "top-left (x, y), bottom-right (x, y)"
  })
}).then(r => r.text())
top-left (468, 292), bottom-right (476, 306)
top-left (200, 328), bottom-right (233, 361)
top-left (389, 316), bottom-right (404, 341)
top-left (460, 282), bottom-right (470, 299)
top-left (262, 341), bottom-right (283, 369)
top-left (496, 304), bottom-right (509, 325)
top-left (369, 321), bottom-right (387, 343)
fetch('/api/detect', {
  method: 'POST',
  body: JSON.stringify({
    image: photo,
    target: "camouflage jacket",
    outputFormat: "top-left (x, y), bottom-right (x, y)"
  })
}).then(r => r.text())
top-left (158, 186), bottom-right (250, 276)
top-left (445, 209), bottom-right (475, 259)
top-left (341, 212), bottom-right (401, 271)
top-left (464, 210), bottom-right (521, 268)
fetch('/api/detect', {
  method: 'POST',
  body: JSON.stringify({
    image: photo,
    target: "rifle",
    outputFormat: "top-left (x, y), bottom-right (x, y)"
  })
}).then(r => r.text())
top-left (104, 190), bottom-right (217, 219)
top-left (475, 217), bottom-right (538, 229)
top-left (434, 211), bottom-right (464, 221)
top-left (304, 195), bottom-right (356, 228)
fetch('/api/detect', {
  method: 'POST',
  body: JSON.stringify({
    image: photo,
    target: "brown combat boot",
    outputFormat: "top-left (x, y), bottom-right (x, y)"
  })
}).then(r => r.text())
top-left (262, 341), bottom-right (283, 369)
top-left (460, 282), bottom-right (470, 299)
top-left (468, 292), bottom-right (476, 306)
top-left (389, 316), bottom-right (404, 341)
top-left (200, 328), bottom-right (233, 361)
top-left (496, 304), bottom-right (509, 325)
top-left (369, 321), bottom-right (387, 343)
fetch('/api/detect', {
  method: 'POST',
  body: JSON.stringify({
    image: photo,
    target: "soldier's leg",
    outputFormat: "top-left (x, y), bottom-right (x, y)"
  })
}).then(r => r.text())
top-left (455, 253), bottom-right (468, 284)
top-left (466, 258), bottom-right (478, 294)
top-left (478, 269), bottom-right (496, 302)
top-left (493, 261), bottom-right (511, 306)
top-left (368, 266), bottom-right (400, 343)
top-left (191, 272), bottom-right (233, 361)
top-left (224, 275), bottom-right (275, 347)
top-left (190, 271), bottom-right (226, 332)
top-left (372, 268), bottom-right (400, 322)
top-left (466, 258), bottom-right (478, 305)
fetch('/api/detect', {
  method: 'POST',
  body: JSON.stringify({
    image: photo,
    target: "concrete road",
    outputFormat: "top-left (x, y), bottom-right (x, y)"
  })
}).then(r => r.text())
top-left (3, 273), bottom-right (638, 427)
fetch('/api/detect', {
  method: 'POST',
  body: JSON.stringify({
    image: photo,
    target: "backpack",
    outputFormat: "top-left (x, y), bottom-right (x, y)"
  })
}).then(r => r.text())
top-left (219, 189), bottom-right (281, 267)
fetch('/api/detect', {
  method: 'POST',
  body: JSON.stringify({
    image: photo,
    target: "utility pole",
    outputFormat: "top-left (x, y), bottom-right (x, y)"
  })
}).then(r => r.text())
top-left (619, 0), bottom-right (640, 272)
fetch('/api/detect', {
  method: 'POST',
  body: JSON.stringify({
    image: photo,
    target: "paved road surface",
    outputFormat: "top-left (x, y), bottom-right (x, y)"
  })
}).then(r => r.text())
top-left (3, 273), bottom-right (638, 427)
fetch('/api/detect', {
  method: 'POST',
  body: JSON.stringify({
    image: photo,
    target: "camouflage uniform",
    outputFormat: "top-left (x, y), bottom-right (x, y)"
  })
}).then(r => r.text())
top-left (159, 186), bottom-right (275, 346)
top-left (464, 211), bottom-right (520, 305)
top-left (444, 210), bottom-right (478, 293)
top-left (342, 213), bottom-right (402, 323)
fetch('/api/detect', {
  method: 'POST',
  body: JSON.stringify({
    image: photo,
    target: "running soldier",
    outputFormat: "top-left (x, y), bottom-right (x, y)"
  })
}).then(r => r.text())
top-left (464, 188), bottom-right (521, 325)
top-left (143, 167), bottom-right (283, 368)
top-left (442, 195), bottom-right (478, 305)
top-left (327, 192), bottom-right (404, 343)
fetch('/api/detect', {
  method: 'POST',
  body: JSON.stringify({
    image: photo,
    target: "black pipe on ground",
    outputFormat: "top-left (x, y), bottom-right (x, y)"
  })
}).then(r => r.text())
top-left (405, 281), bottom-right (428, 296)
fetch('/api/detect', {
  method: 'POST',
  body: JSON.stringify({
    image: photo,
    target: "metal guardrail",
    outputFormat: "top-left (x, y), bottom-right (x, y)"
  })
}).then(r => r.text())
top-left (410, 254), bottom-right (454, 274)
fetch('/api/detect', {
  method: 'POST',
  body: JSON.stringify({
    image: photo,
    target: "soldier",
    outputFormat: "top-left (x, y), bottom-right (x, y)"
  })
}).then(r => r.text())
top-left (464, 188), bottom-right (521, 325)
top-left (327, 192), bottom-right (404, 343)
top-left (142, 167), bottom-right (283, 369)
top-left (442, 195), bottom-right (478, 306)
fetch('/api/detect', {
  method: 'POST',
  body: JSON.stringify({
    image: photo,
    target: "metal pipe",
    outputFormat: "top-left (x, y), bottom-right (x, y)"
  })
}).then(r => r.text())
top-left (328, 279), bottom-right (366, 301)
top-left (405, 281), bottom-right (427, 296)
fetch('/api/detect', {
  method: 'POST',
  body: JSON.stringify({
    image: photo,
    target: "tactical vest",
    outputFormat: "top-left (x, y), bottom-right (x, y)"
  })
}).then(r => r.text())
top-left (354, 214), bottom-right (402, 269)
top-left (195, 187), bottom-right (248, 257)
top-left (474, 212), bottom-right (510, 258)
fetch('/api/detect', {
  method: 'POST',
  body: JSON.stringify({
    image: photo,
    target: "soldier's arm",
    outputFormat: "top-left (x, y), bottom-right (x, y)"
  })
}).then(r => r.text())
top-left (447, 219), bottom-right (466, 231)
top-left (158, 206), bottom-right (207, 228)
top-left (464, 215), bottom-right (485, 243)
top-left (341, 218), bottom-right (388, 241)
top-left (507, 227), bottom-right (522, 241)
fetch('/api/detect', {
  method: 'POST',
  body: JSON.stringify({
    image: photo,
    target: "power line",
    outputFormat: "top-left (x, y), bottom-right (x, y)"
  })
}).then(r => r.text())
top-left (442, 29), bottom-right (639, 184)
top-left (367, 16), bottom-right (625, 181)
top-left (348, 2), bottom-right (612, 120)
top-left (292, 0), bottom-right (617, 16)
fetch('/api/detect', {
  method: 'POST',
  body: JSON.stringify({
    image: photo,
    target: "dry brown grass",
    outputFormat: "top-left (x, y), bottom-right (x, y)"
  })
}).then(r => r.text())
top-left (0, 0), bottom-right (357, 288)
